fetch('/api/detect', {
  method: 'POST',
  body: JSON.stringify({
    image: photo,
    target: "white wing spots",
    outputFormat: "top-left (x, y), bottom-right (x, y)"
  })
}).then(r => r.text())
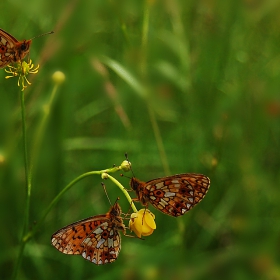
top-left (0, 37), bottom-right (7, 45)
top-left (149, 195), bottom-right (156, 201)
top-left (188, 197), bottom-right (194, 203)
top-left (189, 191), bottom-right (194, 196)
top-left (181, 208), bottom-right (187, 214)
top-left (164, 191), bottom-right (175, 197)
top-left (187, 183), bottom-right (194, 190)
top-left (160, 198), bottom-right (169, 206)
top-left (159, 199), bottom-right (168, 209)
top-left (96, 238), bottom-right (105, 249)
top-left (155, 182), bottom-right (164, 189)
top-left (93, 226), bottom-right (106, 235)
top-left (108, 237), bottom-right (114, 248)
top-left (187, 203), bottom-right (192, 209)
top-left (83, 237), bottom-right (93, 246)
top-left (171, 179), bottom-right (180, 184)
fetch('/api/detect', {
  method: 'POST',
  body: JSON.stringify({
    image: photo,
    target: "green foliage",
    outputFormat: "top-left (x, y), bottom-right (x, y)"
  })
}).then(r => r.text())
top-left (1, 0), bottom-right (280, 279)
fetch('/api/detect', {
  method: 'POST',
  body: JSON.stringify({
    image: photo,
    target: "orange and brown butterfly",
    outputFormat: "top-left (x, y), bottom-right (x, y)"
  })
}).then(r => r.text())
top-left (0, 28), bottom-right (53, 68)
top-left (51, 202), bottom-right (126, 265)
top-left (130, 173), bottom-right (210, 217)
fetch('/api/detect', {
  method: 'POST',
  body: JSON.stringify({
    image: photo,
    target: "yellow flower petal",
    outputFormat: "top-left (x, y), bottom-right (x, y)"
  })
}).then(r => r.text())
top-left (4, 59), bottom-right (39, 91)
top-left (129, 208), bottom-right (156, 238)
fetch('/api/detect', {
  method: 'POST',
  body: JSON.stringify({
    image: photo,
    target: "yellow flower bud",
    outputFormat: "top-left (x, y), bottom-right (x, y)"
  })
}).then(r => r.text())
top-left (129, 209), bottom-right (156, 238)
top-left (52, 71), bottom-right (65, 85)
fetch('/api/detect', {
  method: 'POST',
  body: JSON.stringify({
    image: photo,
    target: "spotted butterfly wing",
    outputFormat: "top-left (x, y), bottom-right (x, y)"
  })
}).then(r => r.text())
top-left (0, 28), bottom-right (31, 68)
top-left (130, 173), bottom-right (210, 217)
top-left (51, 203), bottom-right (125, 265)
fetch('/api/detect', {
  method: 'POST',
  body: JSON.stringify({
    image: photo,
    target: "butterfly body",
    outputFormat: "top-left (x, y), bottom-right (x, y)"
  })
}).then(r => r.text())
top-left (51, 203), bottom-right (125, 265)
top-left (130, 173), bottom-right (210, 217)
top-left (0, 28), bottom-right (31, 68)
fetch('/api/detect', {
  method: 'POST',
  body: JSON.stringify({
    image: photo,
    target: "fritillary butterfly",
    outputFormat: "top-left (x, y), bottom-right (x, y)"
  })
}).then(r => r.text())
top-left (0, 28), bottom-right (53, 68)
top-left (51, 202), bottom-right (126, 265)
top-left (130, 173), bottom-right (210, 217)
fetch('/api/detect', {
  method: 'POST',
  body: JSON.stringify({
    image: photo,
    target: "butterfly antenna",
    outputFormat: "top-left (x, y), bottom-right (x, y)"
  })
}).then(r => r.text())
top-left (124, 152), bottom-right (135, 178)
top-left (30, 30), bottom-right (54, 40)
top-left (101, 182), bottom-right (112, 205)
top-left (113, 197), bottom-right (120, 206)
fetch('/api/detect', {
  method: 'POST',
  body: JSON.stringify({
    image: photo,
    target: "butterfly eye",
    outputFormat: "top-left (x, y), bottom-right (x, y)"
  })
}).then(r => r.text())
top-left (20, 44), bottom-right (27, 51)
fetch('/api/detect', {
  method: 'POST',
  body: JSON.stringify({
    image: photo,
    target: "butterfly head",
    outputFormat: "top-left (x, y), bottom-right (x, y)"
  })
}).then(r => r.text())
top-left (129, 177), bottom-right (141, 191)
top-left (15, 39), bottom-right (32, 61)
top-left (110, 202), bottom-right (122, 216)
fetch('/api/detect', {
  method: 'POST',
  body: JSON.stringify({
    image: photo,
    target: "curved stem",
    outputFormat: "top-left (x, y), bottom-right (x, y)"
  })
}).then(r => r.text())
top-left (31, 83), bottom-right (59, 174)
top-left (106, 174), bottom-right (138, 213)
top-left (23, 166), bottom-right (122, 242)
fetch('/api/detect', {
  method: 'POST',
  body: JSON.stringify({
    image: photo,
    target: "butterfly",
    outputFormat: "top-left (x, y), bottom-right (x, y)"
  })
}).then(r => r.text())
top-left (51, 202), bottom-right (126, 265)
top-left (0, 28), bottom-right (53, 68)
top-left (130, 173), bottom-right (210, 217)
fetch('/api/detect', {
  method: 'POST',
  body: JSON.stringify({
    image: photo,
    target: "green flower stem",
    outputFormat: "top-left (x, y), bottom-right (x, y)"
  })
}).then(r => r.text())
top-left (12, 90), bottom-right (32, 280)
top-left (30, 82), bottom-right (59, 173)
top-left (106, 173), bottom-right (138, 213)
top-left (23, 166), bottom-right (122, 243)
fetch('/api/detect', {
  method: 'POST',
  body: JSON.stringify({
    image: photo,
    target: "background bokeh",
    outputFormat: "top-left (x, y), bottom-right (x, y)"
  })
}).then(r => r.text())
top-left (1, 0), bottom-right (280, 279)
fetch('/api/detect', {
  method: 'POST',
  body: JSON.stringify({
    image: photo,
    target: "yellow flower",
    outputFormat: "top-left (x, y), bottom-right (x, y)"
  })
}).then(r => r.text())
top-left (5, 60), bottom-right (39, 91)
top-left (129, 209), bottom-right (156, 238)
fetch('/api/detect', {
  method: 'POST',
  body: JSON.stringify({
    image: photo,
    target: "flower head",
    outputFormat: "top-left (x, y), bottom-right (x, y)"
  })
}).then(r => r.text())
top-left (5, 60), bottom-right (39, 91)
top-left (129, 208), bottom-right (156, 238)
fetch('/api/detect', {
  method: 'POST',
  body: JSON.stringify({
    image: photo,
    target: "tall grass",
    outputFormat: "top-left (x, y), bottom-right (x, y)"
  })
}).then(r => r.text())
top-left (1, 0), bottom-right (280, 279)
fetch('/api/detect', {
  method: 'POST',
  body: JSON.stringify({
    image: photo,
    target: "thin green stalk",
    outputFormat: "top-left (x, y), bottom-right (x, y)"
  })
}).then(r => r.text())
top-left (23, 166), bottom-right (123, 243)
top-left (12, 90), bottom-right (32, 280)
top-left (107, 174), bottom-right (138, 213)
top-left (31, 84), bottom-right (59, 173)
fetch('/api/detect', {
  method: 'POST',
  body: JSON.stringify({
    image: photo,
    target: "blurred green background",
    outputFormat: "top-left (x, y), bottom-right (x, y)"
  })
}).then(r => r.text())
top-left (1, 0), bottom-right (280, 279)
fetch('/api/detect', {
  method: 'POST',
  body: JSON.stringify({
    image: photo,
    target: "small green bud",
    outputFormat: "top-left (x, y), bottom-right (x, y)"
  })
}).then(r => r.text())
top-left (121, 160), bottom-right (131, 172)
top-left (52, 71), bottom-right (65, 85)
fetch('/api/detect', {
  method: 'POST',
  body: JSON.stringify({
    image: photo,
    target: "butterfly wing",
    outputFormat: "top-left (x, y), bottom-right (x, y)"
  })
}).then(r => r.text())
top-left (51, 203), bottom-right (124, 265)
top-left (51, 215), bottom-right (108, 256)
top-left (0, 28), bottom-right (31, 68)
top-left (0, 28), bottom-right (18, 68)
top-left (144, 173), bottom-right (210, 217)
top-left (81, 221), bottom-right (121, 264)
